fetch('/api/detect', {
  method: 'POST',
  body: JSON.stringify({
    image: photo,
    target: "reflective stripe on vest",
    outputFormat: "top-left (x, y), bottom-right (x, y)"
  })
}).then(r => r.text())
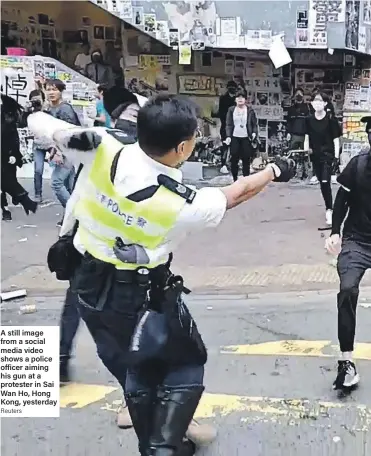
top-left (75, 134), bottom-right (186, 268)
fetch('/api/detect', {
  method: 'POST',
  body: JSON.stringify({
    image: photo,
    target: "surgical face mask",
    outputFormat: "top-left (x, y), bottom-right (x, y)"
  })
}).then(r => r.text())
top-left (295, 94), bottom-right (303, 102)
top-left (311, 100), bottom-right (325, 112)
top-left (115, 119), bottom-right (137, 139)
top-left (228, 89), bottom-right (236, 96)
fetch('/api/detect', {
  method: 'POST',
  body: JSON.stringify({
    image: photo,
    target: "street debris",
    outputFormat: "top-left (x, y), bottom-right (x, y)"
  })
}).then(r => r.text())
top-left (19, 303), bottom-right (37, 314)
top-left (1, 289), bottom-right (27, 301)
top-left (18, 237), bottom-right (28, 243)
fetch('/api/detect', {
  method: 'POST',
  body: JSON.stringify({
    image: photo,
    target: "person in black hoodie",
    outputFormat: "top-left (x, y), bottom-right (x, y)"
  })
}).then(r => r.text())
top-left (286, 88), bottom-right (310, 150)
top-left (218, 81), bottom-right (238, 173)
top-left (1, 94), bottom-right (37, 221)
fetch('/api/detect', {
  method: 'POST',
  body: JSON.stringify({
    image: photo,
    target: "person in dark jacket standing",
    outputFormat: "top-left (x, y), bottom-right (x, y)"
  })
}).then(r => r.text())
top-left (286, 88), bottom-right (310, 150)
top-left (218, 81), bottom-right (238, 174)
top-left (1, 94), bottom-right (37, 221)
top-left (225, 89), bottom-right (258, 181)
top-left (325, 118), bottom-right (371, 391)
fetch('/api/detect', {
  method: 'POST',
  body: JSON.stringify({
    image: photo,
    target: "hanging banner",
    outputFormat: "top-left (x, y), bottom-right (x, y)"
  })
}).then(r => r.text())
top-left (345, 0), bottom-right (360, 50)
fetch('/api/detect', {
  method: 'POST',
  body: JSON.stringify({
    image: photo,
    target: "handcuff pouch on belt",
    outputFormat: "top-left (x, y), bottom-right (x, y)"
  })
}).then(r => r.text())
top-left (128, 274), bottom-right (207, 367)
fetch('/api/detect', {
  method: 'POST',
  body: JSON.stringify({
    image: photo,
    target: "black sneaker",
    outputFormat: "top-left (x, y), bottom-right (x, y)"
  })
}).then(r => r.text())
top-left (56, 218), bottom-right (63, 228)
top-left (2, 209), bottom-right (12, 221)
top-left (333, 360), bottom-right (360, 390)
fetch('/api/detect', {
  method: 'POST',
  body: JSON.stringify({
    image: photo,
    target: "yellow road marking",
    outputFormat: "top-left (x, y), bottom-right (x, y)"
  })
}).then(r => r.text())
top-left (221, 340), bottom-right (371, 360)
top-left (101, 392), bottom-right (371, 424)
top-left (60, 382), bottom-right (117, 409)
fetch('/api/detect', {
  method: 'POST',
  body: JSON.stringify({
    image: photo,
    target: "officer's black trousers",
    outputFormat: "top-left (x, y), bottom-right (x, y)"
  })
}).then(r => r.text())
top-left (337, 238), bottom-right (371, 353)
top-left (77, 284), bottom-right (145, 391)
top-left (60, 286), bottom-right (80, 359)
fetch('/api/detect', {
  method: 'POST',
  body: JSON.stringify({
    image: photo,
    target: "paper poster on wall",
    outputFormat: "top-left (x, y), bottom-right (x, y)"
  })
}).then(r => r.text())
top-left (225, 59), bottom-right (234, 75)
top-left (327, 0), bottom-right (346, 22)
top-left (358, 26), bottom-right (366, 53)
top-left (364, 0), bottom-right (371, 24)
top-left (118, 0), bottom-right (133, 19)
top-left (178, 75), bottom-right (216, 96)
top-left (296, 9), bottom-right (309, 47)
top-left (308, 0), bottom-right (327, 47)
top-left (344, 82), bottom-right (361, 109)
top-left (132, 7), bottom-right (144, 27)
top-left (156, 21), bottom-right (169, 43)
top-left (245, 30), bottom-right (272, 50)
top-left (169, 29), bottom-right (180, 49)
top-left (345, 0), bottom-right (360, 50)
top-left (179, 45), bottom-right (192, 65)
top-left (143, 14), bottom-right (156, 34)
top-left (220, 18), bottom-right (237, 35)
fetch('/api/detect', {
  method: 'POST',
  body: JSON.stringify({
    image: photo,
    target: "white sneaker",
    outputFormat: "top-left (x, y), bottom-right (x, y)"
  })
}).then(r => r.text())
top-left (220, 165), bottom-right (229, 174)
top-left (310, 176), bottom-right (318, 185)
top-left (326, 209), bottom-right (332, 226)
top-left (331, 175), bottom-right (337, 184)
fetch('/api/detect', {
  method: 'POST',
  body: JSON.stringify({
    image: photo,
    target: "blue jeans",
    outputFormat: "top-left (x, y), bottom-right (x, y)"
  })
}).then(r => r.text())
top-left (51, 158), bottom-right (75, 208)
top-left (33, 148), bottom-right (47, 197)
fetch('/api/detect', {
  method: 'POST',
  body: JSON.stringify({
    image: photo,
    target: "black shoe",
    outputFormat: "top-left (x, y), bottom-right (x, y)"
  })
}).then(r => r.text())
top-left (60, 356), bottom-right (70, 384)
top-left (2, 209), bottom-right (12, 221)
top-left (148, 386), bottom-right (204, 455)
top-left (19, 194), bottom-right (38, 215)
top-left (56, 218), bottom-right (63, 228)
top-left (333, 360), bottom-right (360, 390)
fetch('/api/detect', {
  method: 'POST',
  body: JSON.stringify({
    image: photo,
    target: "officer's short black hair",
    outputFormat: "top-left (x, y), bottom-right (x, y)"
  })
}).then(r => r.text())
top-left (45, 78), bottom-right (66, 92)
top-left (137, 94), bottom-right (199, 157)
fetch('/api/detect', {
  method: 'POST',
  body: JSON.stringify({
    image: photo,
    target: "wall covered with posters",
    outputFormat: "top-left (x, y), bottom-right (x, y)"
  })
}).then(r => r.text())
top-left (0, 55), bottom-right (97, 162)
top-left (91, 0), bottom-right (371, 54)
top-left (342, 62), bottom-right (371, 160)
top-left (1, 1), bottom-right (124, 68)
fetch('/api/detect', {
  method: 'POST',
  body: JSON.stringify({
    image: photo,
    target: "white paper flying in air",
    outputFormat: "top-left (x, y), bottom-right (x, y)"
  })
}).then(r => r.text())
top-left (268, 36), bottom-right (292, 69)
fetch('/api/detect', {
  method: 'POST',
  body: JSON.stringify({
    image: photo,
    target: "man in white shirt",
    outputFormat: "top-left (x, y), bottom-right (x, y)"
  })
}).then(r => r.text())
top-left (28, 95), bottom-right (295, 455)
top-left (74, 43), bottom-right (92, 74)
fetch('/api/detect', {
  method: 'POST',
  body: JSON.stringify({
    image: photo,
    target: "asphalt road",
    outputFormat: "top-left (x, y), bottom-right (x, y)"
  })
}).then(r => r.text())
top-left (2, 290), bottom-right (371, 456)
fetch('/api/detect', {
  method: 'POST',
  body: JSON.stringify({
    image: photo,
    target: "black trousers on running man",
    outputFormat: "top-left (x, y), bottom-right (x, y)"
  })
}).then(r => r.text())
top-left (337, 238), bottom-right (371, 353)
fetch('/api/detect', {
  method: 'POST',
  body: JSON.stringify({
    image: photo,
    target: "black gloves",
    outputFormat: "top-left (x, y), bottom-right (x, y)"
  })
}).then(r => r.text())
top-left (269, 157), bottom-right (296, 182)
top-left (67, 131), bottom-right (102, 151)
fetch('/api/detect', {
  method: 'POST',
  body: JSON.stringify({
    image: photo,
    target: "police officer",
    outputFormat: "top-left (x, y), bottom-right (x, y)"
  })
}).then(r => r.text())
top-left (325, 116), bottom-right (371, 391)
top-left (29, 94), bottom-right (295, 455)
top-left (29, 89), bottom-right (216, 444)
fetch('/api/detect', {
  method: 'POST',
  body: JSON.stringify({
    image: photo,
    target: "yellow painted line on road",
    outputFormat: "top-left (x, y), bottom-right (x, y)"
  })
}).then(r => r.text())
top-left (60, 382), bottom-right (117, 409)
top-left (221, 340), bottom-right (371, 360)
top-left (101, 392), bottom-right (371, 425)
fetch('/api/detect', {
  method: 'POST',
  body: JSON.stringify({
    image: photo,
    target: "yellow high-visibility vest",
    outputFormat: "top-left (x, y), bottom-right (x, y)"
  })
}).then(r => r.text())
top-left (74, 134), bottom-right (187, 269)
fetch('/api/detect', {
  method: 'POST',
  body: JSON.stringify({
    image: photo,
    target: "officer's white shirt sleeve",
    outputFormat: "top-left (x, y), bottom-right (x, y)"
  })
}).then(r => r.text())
top-left (177, 187), bottom-right (227, 230)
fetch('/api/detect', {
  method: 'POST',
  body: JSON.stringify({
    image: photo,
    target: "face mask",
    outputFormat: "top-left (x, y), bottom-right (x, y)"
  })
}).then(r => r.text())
top-left (228, 89), bottom-right (236, 96)
top-left (295, 94), bottom-right (303, 102)
top-left (92, 54), bottom-right (102, 63)
top-left (115, 119), bottom-right (137, 139)
top-left (311, 101), bottom-right (325, 112)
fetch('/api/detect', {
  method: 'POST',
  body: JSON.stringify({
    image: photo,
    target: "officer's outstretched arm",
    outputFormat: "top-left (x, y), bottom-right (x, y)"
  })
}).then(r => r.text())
top-left (221, 157), bottom-right (296, 210)
top-left (27, 112), bottom-right (106, 164)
